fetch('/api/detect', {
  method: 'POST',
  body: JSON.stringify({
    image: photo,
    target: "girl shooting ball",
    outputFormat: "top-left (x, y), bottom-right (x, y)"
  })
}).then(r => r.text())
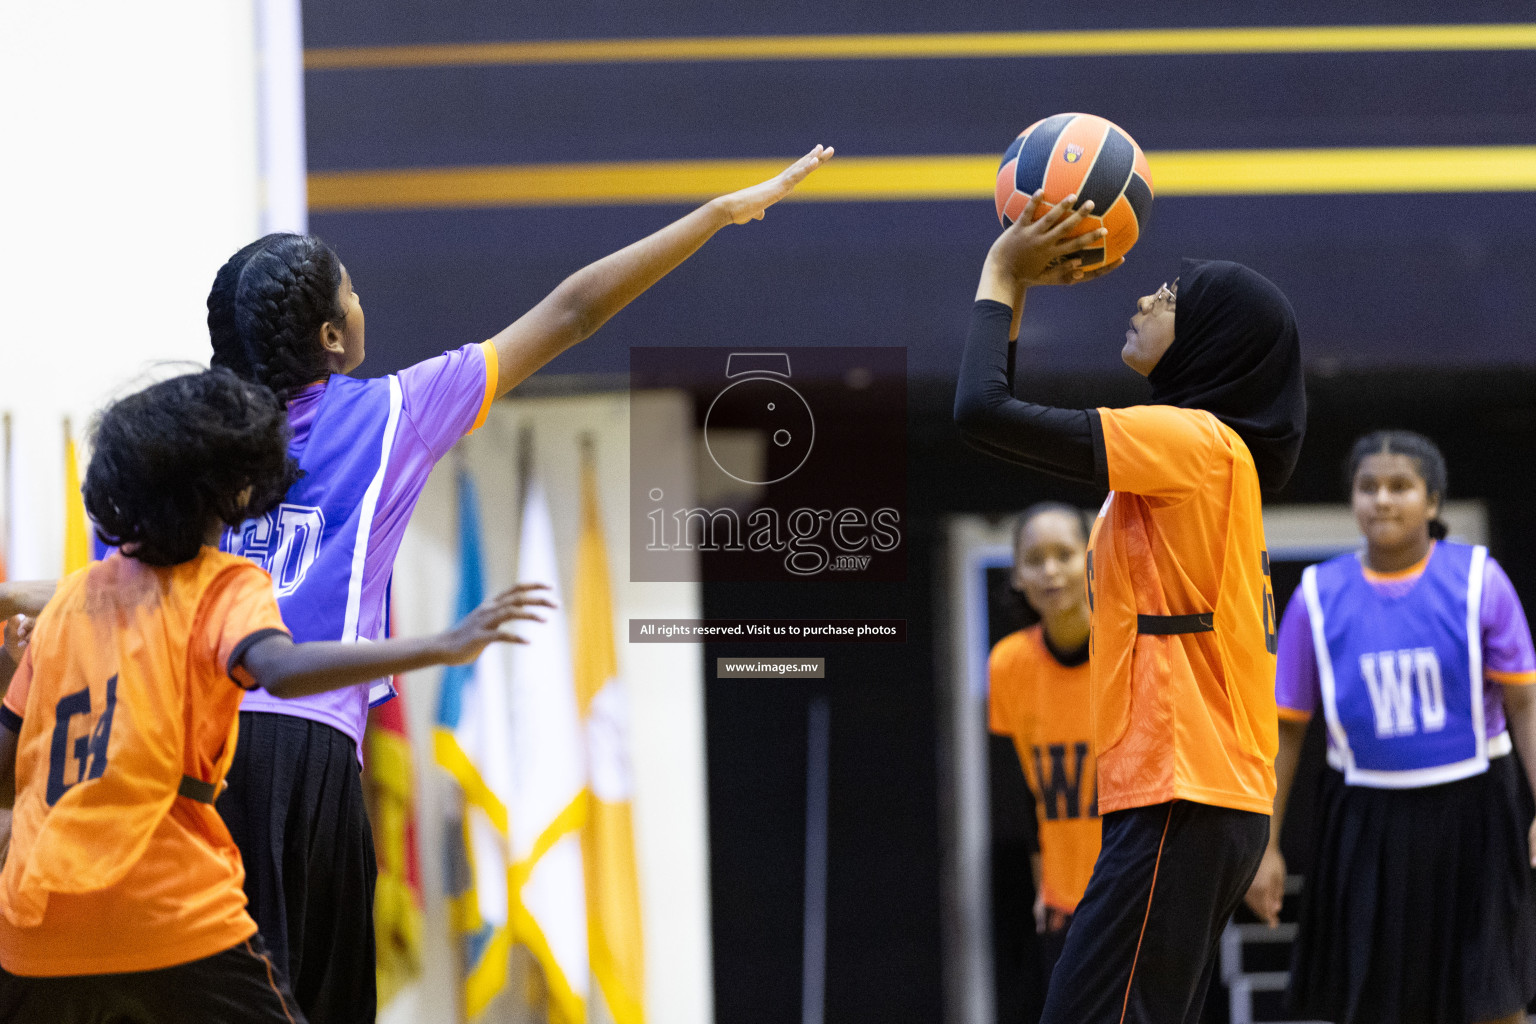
top-left (955, 189), bottom-right (1305, 1023)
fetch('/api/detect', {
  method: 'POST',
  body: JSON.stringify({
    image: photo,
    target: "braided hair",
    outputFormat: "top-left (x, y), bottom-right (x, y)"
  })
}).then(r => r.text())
top-left (85, 370), bottom-right (301, 566)
top-left (207, 233), bottom-right (347, 402)
top-left (1346, 429), bottom-right (1450, 541)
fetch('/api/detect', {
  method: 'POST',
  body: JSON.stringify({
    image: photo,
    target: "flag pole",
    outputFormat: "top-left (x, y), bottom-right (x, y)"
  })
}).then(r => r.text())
top-left (801, 695), bottom-right (830, 1024)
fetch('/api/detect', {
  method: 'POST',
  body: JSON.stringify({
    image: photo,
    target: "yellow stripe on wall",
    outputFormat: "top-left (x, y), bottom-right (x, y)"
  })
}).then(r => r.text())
top-left (306, 24), bottom-right (1536, 70)
top-left (308, 146), bottom-right (1536, 212)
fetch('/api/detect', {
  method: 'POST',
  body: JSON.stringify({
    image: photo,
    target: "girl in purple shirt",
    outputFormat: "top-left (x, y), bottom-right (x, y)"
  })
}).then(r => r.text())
top-left (205, 146), bottom-right (832, 1023)
top-left (1246, 430), bottom-right (1536, 1024)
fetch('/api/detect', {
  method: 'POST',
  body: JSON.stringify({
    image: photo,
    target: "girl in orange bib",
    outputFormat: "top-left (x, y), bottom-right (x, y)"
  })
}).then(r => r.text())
top-left (0, 370), bottom-right (548, 1024)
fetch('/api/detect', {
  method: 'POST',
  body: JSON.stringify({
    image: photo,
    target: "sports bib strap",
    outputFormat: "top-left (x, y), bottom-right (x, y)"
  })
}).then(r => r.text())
top-left (177, 775), bottom-right (220, 804)
top-left (1137, 613), bottom-right (1214, 635)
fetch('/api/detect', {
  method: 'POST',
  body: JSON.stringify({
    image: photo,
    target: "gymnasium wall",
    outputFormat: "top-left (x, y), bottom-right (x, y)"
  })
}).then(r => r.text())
top-left (0, 2), bottom-right (262, 577)
top-left (300, 3), bottom-right (1536, 381)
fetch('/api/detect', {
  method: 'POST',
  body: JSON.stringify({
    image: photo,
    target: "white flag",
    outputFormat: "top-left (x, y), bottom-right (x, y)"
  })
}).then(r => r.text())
top-left (508, 470), bottom-right (590, 1024)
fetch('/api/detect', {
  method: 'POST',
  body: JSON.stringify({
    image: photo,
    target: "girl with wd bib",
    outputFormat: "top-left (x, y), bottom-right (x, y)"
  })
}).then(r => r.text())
top-left (1246, 430), bottom-right (1536, 1024)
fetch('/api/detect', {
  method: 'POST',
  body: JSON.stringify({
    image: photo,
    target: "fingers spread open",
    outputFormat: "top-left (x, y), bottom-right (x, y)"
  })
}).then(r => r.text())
top-left (1017, 189), bottom-right (1044, 226)
top-left (500, 582), bottom-right (551, 597)
top-left (1047, 200), bottom-right (1096, 240)
top-left (1056, 227), bottom-right (1108, 255)
top-left (1042, 194), bottom-right (1079, 229)
top-left (486, 607), bottom-right (547, 628)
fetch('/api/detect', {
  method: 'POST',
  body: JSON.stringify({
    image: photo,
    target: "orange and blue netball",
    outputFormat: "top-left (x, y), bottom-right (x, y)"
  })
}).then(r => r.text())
top-left (995, 113), bottom-right (1154, 269)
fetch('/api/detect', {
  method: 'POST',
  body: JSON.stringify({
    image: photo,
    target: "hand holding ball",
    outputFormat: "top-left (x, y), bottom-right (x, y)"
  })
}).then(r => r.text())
top-left (995, 113), bottom-right (1153, 270)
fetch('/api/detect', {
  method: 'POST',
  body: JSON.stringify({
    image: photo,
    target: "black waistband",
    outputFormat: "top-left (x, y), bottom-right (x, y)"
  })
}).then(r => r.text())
top-left (1137, 613), bottom-right (1214, 635)
top-left (178, 775), bottom-right (219, 804)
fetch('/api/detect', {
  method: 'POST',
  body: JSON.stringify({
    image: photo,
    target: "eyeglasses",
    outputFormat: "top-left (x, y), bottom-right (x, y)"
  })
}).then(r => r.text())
top-left (1154, 278), bottom-right (1179, 310)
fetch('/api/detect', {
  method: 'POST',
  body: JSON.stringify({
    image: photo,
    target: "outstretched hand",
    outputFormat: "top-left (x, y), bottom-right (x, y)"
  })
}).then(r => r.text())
top-left (987, 191), bottom-right (1123, 292)
top-left (716, 145), bottom-right (835, 225)
top-left (438, 583), bottom-right (557, 666)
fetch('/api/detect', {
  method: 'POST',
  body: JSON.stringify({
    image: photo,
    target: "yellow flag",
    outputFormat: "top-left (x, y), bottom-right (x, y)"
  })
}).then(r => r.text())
top-left (574, 444), bottom-right (646, 1024)
top-left (63, 421), bottom-right (90, 574)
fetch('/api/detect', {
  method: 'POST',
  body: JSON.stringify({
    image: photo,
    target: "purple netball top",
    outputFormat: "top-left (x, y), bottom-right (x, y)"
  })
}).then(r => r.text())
top-left (223, 341), bottom-right (496, 751)
top-left (1276, 545), bottom-right (1536, 747)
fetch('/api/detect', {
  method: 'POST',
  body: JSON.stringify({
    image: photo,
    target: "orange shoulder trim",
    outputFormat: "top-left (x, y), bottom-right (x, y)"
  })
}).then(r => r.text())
top-left (469, 340), bottom-right (499, 435)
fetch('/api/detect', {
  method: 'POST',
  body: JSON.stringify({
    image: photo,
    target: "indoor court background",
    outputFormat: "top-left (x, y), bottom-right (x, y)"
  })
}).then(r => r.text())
top-left (3, 2), bottom-right (1534, 1022)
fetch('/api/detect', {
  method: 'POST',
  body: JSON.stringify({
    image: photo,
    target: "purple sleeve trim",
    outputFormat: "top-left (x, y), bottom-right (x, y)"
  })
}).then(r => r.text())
top-left (1482, 557), bottom-right (1536, 676)
top-left (1274, 588), bottom-right (1321, 713)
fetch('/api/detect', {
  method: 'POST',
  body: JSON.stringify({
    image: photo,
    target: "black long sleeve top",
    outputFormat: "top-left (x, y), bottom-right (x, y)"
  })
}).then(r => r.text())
top-left (953, 299), bottom-right (1108, 488)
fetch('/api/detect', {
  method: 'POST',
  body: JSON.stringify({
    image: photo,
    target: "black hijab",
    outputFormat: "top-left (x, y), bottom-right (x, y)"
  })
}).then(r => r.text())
top-left (1148, 258), bottom-right (1306, 493)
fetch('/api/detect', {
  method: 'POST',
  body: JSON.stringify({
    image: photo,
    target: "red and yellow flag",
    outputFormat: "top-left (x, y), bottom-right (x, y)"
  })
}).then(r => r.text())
top-left (365, 678), bottom-right (424, 1009)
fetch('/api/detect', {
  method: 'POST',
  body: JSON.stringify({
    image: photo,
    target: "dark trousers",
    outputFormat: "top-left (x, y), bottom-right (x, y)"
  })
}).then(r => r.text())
top-left (1041, 800), bottom-right (1269, 1024)
top-left (217, 712), bottom-right (377, 1024)
top-left (0, 935), bottom-right (305, 1024)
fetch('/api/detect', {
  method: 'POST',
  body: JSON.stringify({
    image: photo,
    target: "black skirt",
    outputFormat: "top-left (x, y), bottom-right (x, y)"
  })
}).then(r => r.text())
top-left (1289, 755), bottom-right (1536, 1024)
top-left (216, 711), bottom-right (377, 1024)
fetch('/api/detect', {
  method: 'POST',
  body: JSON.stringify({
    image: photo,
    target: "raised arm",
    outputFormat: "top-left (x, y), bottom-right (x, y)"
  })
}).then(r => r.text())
top-left (240, 583), bottom-right (553, 699)
top-left (953, 193), bottom-right (1121, 485)
top-left (489, 146), bottom-right (833, 396)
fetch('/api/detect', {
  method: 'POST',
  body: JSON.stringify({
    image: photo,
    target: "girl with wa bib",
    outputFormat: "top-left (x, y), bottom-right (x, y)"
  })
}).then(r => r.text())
top-left (1246, 430), bottom-right (1536, 1024)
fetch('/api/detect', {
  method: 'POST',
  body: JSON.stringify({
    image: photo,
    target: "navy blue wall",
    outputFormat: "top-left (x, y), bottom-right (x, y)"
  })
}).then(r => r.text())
top-left (303, 6), bottom-right (1536, 380)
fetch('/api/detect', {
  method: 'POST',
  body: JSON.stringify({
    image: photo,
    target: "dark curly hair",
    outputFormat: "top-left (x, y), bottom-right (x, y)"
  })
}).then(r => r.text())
top-left (1347, 429), bottom-right (1449, 541)
top-left (84, 370), bottom-right (301, 566)
top-left (207, 233), bottom-right (346, 402)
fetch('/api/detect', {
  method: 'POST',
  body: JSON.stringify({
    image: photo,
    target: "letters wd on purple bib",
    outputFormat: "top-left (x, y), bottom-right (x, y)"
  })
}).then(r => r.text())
top-left (1276, 541), bottom-right (1536, 789)
top-left (222, 343), bottom-right (494, 753)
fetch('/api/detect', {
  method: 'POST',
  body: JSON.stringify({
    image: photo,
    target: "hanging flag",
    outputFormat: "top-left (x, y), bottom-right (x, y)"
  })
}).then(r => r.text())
top-left (62, 419), bottom-right (89, 574)
top-left (573, 440), bottom-right (646, 1024)
top-left (366, 643), bottom-right (424, 1010)
top-left (434, 470), bottom-right (514, 1019)
top-left (507, 450), bottom-right (589, 1024)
